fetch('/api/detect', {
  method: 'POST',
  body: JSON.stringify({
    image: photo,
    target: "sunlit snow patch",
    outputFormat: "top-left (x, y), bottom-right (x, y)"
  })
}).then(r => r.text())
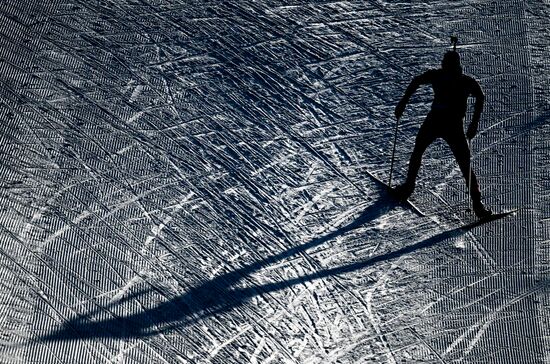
top-left (454, 237), bottom-right (466, 249)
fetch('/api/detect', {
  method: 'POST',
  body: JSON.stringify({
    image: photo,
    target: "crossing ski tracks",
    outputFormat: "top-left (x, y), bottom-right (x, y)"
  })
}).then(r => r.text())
top-left (0, 1), bottom-right (545, 363)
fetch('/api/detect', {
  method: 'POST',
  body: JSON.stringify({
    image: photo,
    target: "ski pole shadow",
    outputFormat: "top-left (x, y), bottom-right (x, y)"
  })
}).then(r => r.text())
top-left (34, 196), bottom-right (463, 342)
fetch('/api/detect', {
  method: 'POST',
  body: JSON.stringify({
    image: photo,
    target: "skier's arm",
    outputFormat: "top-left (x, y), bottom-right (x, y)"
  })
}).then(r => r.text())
top-left (466, 79), bottom-right (485, 139)
top-left (395, 71), bottom-right (433, 119)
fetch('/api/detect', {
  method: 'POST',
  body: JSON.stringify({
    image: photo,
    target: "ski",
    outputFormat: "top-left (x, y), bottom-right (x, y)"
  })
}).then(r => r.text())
top-left (365, 170), bottom-right (426, 217)
top-left (460, 208), bottom-right (521, 230)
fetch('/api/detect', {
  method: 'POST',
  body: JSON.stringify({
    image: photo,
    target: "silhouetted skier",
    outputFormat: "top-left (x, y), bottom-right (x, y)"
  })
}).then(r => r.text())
top-left (393, 49), bottom-right (492, 218)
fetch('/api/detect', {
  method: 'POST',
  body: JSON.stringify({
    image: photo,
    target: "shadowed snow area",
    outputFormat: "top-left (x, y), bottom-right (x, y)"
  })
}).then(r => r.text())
top-left (0, 1), bottom-right (548, 363)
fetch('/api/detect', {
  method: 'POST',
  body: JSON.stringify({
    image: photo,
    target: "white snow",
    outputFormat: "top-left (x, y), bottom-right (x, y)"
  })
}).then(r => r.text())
top-left (0, 1), bottom-right (547, 363)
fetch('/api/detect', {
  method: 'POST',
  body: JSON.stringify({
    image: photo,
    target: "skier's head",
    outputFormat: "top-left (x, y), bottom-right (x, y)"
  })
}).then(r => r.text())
top-left (442, 50), bottom-right (462, 75)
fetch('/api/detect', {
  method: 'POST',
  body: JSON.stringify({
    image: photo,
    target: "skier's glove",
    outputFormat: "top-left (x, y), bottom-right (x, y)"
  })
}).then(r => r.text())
top-left (466, 123), bottom-right (478, 140)
top-left (395, 100), bottom-right (406, 120)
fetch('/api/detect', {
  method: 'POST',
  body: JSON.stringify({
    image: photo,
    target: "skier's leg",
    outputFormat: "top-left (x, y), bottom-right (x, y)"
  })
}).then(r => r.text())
top-left (396, 120), bottom-right (437, 198)
top-left (446, 133), bottom-right (480, 198)
top-left (446, 133), bottom-right (491, 217)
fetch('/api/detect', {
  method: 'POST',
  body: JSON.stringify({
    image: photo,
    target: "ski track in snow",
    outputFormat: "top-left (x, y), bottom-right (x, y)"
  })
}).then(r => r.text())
top-left (0, 1), bottom-right (547, 363)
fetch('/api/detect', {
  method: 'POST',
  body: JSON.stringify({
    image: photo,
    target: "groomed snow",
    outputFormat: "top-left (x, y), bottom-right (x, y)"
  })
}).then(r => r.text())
top-left (0, 1), bottom-right (548, 363)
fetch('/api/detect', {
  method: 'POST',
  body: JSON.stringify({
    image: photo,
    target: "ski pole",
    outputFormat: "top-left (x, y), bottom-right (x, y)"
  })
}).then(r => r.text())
top-left (388, 116), bottom-right (400, 187)
top-left (467, 138), bottom-right (473, 212)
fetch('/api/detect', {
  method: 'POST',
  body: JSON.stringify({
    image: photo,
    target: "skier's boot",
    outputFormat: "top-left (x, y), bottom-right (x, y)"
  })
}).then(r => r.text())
top-left (391, 183), bottom-right (414, 201)
top-left (473, 200), bottom-right (492, 219)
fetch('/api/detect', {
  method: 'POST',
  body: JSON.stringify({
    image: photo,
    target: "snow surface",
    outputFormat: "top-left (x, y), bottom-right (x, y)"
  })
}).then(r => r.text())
top-left (0, 0), bottom-right (548, 363)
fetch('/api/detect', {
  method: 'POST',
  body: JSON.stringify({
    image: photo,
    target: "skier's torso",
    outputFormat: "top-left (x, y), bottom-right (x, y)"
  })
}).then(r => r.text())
top-left (422, 69), bottom-right (479, 119)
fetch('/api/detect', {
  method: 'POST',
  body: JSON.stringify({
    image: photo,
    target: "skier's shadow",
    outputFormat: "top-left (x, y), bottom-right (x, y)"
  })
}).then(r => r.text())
top-left (35, 196), bottom-right (465, 342)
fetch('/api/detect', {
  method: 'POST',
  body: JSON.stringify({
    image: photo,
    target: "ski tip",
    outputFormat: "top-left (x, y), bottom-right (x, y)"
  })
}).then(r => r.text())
top-left (498, 207), bottom-right (522, 216)
top-left (477, 207), bottom-right (521, 222)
